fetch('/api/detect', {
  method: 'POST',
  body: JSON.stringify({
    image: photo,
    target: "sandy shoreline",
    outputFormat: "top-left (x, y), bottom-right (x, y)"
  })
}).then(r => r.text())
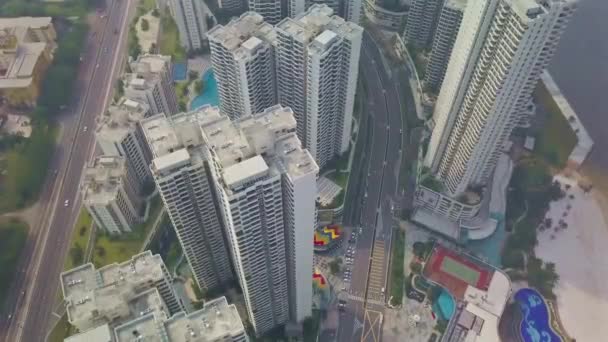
top-left (534, 173), bottom-right (608, 342)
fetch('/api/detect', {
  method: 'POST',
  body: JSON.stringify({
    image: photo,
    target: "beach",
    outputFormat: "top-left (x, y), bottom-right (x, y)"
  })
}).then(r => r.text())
top-left (534, 174), bottom-right (608, 342)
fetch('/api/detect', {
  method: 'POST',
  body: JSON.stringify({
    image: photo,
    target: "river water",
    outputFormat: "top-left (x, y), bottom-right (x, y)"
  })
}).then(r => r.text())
top-left (550, 0), bottom-right (608, 173)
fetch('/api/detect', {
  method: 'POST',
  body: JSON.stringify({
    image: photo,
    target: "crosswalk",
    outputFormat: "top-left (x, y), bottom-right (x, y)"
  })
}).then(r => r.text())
top-left (367, 240), bottom-right (386, 301)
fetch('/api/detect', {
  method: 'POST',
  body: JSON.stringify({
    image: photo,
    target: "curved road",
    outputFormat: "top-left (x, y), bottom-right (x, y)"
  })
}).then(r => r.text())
top-left (0, 0), bottom-right (134, 340)
top-left (337, 31), bottom-right (413, 342)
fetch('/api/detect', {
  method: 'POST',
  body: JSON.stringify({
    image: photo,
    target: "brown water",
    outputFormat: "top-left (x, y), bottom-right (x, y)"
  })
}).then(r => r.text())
top-left (550, 0), bottom-right (608, 173)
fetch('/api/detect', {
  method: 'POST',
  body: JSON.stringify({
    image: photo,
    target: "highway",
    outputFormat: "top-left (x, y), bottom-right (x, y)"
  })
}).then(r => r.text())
top-left (0, 0), bottom-right (135, 340)
top-left (337, 31), bottom-right (413, 342)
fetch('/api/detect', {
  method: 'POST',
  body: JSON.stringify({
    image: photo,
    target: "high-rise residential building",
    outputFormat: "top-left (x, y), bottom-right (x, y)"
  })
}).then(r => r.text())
top-left (307, 0), bottom-right (341, 15)
top-left (60, 251), bottom-right (184, 333)
top-left (404, 0), bottom-right (444, 49)
top-left (425, 0), bottom-right (577, 197)
top-left (81, 156), bottom-right (144, 235)
top-left (344, 0), bottom-right (363, 23)
top-left (276, 5), bottom-right (362, 169)
top-left (218, 0), bottom-right (244, 12)
top-left (208, 12), bottom-right (277, 119)
top-left (248, 0), bottom-right (283, 24)
top-left (96, 97), bottom-right (153, 189)
top-left (198, 105), bottom-right (318, 335)
top-left (168, 0), bottom-right (208, 51)
top-left (113, 296), bottom-right (248, 342)
top-left (424, 0), bottom-right (466, 92)
top-left (124, 54), bottom-right (179, 116)
top-left (288, 0), bottom-right (306, 17)
top-left (141, 111), bottom-right (235, 292)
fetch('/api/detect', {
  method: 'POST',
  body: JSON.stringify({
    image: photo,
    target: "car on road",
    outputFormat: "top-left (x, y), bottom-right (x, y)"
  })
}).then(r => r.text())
top-left (83, 126), bottom-right (88, 132)
top-left (96, 63), bottom-right (100, 68)
top-left (64, 199), bottom-right (70, 207)
top-left (114, 28), bottom-right (119, 35)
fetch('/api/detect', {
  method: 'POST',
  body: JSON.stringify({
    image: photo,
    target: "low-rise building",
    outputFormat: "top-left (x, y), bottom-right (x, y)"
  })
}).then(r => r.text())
top-left (60, 251), bottom-right (184, 333)
top-left (81, 156), bottom-right (144, 235)
top-left (0, 17), bottom-right (56, 107)
top-left (114, 296), bottom-right (248, 341)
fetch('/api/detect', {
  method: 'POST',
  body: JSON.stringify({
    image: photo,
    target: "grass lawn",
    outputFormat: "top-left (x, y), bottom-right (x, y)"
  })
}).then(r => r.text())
top-left (534, 83), bottom-right (577, 168)
top-left (327, 170), bottom-right (348, 189)
top-left (160, 12), bottom-right (186, 62)
top-left (47, 313), bottom-right (74, 342)
top-left (141, 0), bottom-right (157, 11)
top-left (63, 209), bottom-right (93, 271)
top-left (389, 228), bottom-right (405, 306)
top-left (92, 196), bottom-right (162, 268)
top-left (0, 218), bottom-right (28, 306)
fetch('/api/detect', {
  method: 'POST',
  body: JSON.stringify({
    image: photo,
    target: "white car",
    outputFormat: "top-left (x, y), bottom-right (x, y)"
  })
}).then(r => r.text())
top-left (64, 199), bottom-right (70, 207)
top-left (83, 126), bottom-right (88, 132)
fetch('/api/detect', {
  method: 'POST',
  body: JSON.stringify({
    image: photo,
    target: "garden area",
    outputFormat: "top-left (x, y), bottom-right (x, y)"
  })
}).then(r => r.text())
top-left (91, 195), bottom-right (163, 268)
top-left (64, 209), bottom-right (93, 271)
top-left (159, 10), bottom-right (186, 61)
top-left (501, 157), bottom-right (563, 298)
top-left (388, 228), bottom-right (405, 306)
top-left (533, 82), bottom-right (578, 169)
top-left (0, 218), bottom-right (28, 306)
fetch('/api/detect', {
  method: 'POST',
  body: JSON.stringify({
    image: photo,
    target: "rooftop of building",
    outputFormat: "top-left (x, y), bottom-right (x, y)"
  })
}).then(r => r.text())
top-left (61, 251), bottom-right (169, 325)
top-left (0, 16), bottom-right (52, 30)
top-left (444, 0), bottom-right (467, 10)
top-left (64, 324), bottom-right (113, 342)
top-left (125, 54), bottom-right (170, 91)
top-left (81, 155), bottom-right (128, 204)
top-left (208, 11), bottom-right (276, 59)
top-left (0, 24), bottom-right (52, 88)
top-left (96, 97), bottom-right (150, 141)
top-left (143, 105), bottom-right (316, 188)
top-left (113, 296), bottom-right (245, 342)
top-left (277, 4), bottom-right (362, 45)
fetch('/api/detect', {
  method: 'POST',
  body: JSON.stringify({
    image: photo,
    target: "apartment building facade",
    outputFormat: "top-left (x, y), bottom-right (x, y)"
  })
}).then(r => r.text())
top-left (276, 5), bottom-right (362, 169)
top-left (425, 0), bottom-right (578, 196)
top-left (208, 12), bottom-right (277, 119)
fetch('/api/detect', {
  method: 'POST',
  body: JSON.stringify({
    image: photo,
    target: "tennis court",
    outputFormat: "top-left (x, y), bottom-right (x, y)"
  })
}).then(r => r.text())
top-left (440, 256), bottom-right (481, 286)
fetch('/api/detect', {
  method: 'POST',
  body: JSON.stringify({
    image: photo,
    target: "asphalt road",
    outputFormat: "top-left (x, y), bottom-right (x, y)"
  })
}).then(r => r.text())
top-left (0, 0), bottom-right (134, 340)
top-left (336, 32), bottom-right (408, 342)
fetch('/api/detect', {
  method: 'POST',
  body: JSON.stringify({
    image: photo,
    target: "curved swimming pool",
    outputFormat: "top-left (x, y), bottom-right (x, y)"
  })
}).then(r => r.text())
top-left (515, 288), bottom-right (561, 342)
top-left (190, 70), bottom-right (219, 109)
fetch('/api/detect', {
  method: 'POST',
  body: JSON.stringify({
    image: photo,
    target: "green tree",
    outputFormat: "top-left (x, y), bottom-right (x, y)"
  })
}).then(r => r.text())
top-left (328, 260), bottom-right (341, 275)
top-left (39, 65), bottom-right (76, 111)
top-left (141, 18), bottom-right (150, 31)
top-left (188, 70), bottom-right (199, 81)
top-left (194, 79), bottom-right (204, 94)
top-left (70, 244), bottom-right (84, 266)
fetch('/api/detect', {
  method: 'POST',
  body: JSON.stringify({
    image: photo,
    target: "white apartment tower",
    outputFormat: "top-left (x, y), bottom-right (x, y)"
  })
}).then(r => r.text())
top-left (404, 0), bottom-right (444, 48)
top-left (124, 54), bottom-right (179, 116)
top-left (289, 0), bottom-right (306, 17)
top-left (198, 105), bottom-right (318, 335)
top-left (276, 5), bottom-right (362, 169)
top-left (344, 0), bottom-right (363, 23)
top-left (425, 0), bottom-right (578, 196)
top-left (81, 156), bottom-right (143, 235)
top-left (141, 112), bottom-right (234, 291)
top-left (248, 0), bottom-right (283, 24)
top-left (168, 0), bottom-right (208, 50)
top-left (424, 0), bottom-right (466, 92)
top-left (96, 97), bottom-right (153, 189)
top-left (208, 12), bottom-right (277, 120)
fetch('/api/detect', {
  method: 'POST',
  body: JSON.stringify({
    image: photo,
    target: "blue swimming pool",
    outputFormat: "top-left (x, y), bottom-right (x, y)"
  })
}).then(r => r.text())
top-left (515, 288), bottom-right (561, 342)
top-left (433, 290), bottom-right (455, 320)
top-left (172, 63), bottom-right (187, 81)
top-left (190, 70), bottom-right (219, 110)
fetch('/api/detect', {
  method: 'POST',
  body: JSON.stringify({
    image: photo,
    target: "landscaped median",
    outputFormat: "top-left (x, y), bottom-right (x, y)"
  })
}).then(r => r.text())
top-left (64, 209), bottom-right (93, 271)
top-left (388, 227), bottom-right (406, 306)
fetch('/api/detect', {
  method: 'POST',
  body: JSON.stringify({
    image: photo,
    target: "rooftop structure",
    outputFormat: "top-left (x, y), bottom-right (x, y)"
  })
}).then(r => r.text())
top-left (125, 54), bottom-right (179, 115)
top-left (60, 251), bottom-right (183, 332)
top-left (64, 324), bottom-right (113, 342)
top-left (0, 17), bottom-right (56, 106)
